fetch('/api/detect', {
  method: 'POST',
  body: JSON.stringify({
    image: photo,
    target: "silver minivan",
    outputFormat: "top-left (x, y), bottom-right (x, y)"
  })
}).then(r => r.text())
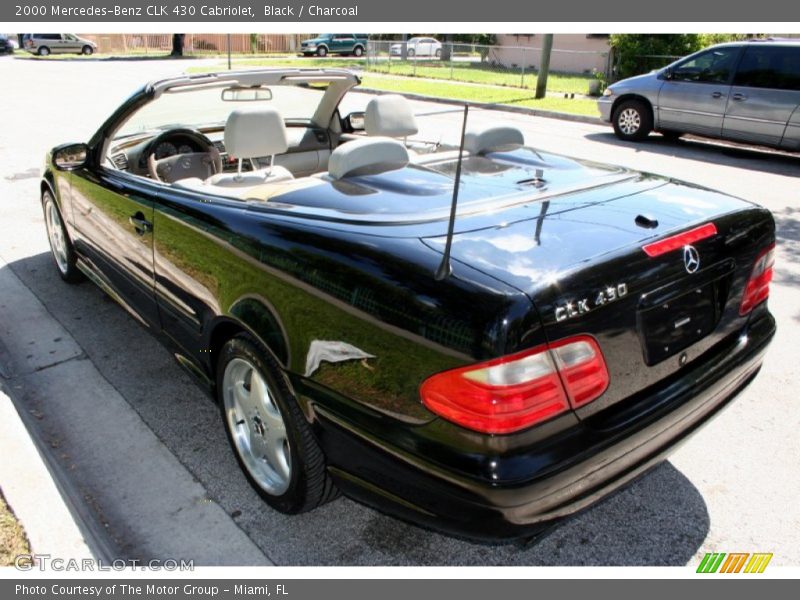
top-left (598, 40), bottom-right (800, 151)
top-left (24, 33), bottom-right (97, 56)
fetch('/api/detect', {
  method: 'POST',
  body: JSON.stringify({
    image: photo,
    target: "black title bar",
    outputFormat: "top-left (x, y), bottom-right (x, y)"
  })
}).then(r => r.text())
top-left (3, 0), bottom-right (797, 22)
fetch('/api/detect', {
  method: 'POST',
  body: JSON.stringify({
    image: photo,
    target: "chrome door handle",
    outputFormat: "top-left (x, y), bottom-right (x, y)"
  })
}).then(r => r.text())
top-left (129, 213), bottom-right (152, 235)
top-left (711, 91), bottom-right (723, 98)
top-left (732, 93), bottom-right (747, 101)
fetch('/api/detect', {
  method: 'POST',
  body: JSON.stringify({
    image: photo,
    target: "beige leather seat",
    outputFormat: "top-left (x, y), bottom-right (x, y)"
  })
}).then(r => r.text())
top-left (175, 107), bottom-right (293, 193)
top-left (326, 137), bottom-right (410, 180)
top-left (364, 94), bottom-right (419, 140)
top-left (413, 124), bottom-right (525, 165)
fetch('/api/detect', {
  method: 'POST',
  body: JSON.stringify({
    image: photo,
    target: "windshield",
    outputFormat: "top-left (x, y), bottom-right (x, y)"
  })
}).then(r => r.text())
top-left (115, 83), bottom-right (328, 139)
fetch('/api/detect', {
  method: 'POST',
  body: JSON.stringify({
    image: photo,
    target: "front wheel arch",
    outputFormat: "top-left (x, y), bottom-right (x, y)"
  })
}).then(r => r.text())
top-left (206, 309), bottom-right (290, 386)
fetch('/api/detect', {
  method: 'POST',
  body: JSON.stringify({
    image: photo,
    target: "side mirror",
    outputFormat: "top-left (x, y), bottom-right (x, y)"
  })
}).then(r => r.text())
top-left (662, 67), bottom-right (673, 80)
top-left (346, 111), bottom-right (366, 131)
top-left (53, 143), bottom-right (89, 171)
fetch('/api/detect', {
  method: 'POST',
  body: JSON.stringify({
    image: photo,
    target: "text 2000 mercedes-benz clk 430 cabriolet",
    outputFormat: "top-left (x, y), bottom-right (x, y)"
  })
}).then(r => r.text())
top-left (41, 69), bottom-right (776, 541)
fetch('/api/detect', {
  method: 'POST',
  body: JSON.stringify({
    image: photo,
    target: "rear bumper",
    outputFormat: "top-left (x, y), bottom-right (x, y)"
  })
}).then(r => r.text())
top-left (317, 312), bottom-right (775, 541)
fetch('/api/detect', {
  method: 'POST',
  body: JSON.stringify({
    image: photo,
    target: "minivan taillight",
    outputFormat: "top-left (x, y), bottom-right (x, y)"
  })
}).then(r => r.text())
top-left (739, 243), bottom-right (775, 316)
top-left (420, 335), bottom-right (609, 434)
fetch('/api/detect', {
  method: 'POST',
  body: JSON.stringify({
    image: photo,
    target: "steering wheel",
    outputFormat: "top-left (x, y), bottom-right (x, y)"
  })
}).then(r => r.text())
top-left (145, 128), bottom-right (222, 184)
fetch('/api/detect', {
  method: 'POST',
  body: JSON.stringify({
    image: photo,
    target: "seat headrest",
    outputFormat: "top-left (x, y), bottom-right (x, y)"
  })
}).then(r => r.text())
top-left (328, 137), bottom-right (410, 180)
top-left (224, 107), bottom-right (288, 159)
top-left (464, 125), bottom-right (524, 155)
top-left (365, 94), bottom-right (419, 138)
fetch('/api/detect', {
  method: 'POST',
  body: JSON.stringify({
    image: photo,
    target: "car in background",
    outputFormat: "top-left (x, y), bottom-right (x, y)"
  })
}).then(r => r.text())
top-left (0, 34), bottom-right (17, 54)
top-left (390, 37), bottom-right (443, 58)
top-left (24, 33), bottom-right (97, 56)
top-left (598, 39), bottom-right (800, 151)
top-left (299, 34), bottom-right (368, 57)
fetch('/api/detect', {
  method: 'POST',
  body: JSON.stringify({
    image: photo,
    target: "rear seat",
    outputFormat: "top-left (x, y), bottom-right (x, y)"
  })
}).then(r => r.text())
top-left (413, 124), bottom-right (525, 165)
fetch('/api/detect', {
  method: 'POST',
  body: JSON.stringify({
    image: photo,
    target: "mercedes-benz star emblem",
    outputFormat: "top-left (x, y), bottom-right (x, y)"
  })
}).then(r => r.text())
top-left (683, 245), bottom-right (700, 274)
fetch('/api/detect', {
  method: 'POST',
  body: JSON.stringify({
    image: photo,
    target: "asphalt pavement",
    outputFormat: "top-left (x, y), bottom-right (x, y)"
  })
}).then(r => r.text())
top-left (1, 55), bottom-right (798, 566)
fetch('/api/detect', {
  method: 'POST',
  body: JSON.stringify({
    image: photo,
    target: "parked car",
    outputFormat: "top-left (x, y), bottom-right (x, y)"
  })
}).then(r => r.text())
top-left (598, 39), bottom-right (800, 151)
top-left (390, 37), bottom-right (443, 58)
top-left (24, 33), bottom-right (97, 56)
top-left (299, 34), bottom-right (367, 57)
top-left (41, 68), bottom-right (776, 541)
top-left (0, 34), bottom-right (17, 54)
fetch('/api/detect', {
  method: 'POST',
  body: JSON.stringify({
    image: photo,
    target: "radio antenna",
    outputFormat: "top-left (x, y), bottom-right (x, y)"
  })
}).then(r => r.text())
top-left (435, 103), bottom-right (469, 281)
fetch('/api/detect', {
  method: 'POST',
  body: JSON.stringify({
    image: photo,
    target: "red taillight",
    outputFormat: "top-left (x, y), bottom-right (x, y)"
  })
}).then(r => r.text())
top-left (642, 223), bottom-right (718, 257)
top-left (739, 243), bottom-right (775, 316)
top-left (420, 335), bottom-right (609, 434)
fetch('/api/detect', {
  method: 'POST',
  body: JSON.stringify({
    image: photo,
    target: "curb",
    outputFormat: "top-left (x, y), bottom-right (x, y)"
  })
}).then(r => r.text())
top-left (359, 86), bottom-right (606, 126)
top-left (0, 376), bottom-right (109, 562)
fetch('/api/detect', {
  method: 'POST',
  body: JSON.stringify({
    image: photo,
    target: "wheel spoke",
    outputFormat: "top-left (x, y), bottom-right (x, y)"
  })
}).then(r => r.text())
top-left (264, 434), bottom-right (291, 480)
top-left (222, 356), bottom-right (292, 495)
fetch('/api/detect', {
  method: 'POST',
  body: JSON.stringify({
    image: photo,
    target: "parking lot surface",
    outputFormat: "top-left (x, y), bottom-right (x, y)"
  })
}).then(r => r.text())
top-left (1, 55), bottom-right (799, 566)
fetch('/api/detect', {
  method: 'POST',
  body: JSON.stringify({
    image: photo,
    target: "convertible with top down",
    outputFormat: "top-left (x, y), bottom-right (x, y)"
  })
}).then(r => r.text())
top-left (40, 68), bottom-right (776, 541)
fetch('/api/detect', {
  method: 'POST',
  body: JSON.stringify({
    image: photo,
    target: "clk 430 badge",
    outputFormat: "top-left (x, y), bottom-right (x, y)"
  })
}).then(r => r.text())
top-left (554, 283), bottom-right (628, 322)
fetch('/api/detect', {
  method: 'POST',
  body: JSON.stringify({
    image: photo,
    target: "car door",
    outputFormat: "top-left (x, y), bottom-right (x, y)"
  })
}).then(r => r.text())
top-left (69, 166), bottom-right (160, 327)
top-left (61, 34), bottom-right (81, 53)
top-left (53, 34), bottom-right (71, 53)
top-left (41, 34), bottom-right (62, 53)
top-left (722, 45), bottom-right (800, 148)
top-left (342, 35), bottom-right (355, 53)
top-left (656, 46), bottom-right (742, 137)
top-left (418, 39), bottom-right (431, 56)
top-left (149, 189), bottom-right (228, 359)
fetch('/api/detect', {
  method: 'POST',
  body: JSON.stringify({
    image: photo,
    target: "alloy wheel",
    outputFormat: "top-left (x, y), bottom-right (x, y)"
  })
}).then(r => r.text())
top-left (45, 199), bottom-right (69, 275)
top-left (617, 108), bottom-right (641, 136)
top-left (222, 357), bottom-right (292, 495)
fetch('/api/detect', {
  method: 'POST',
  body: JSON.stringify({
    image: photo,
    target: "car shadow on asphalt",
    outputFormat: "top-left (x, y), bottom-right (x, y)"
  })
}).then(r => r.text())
top-left (4, 252), bottom-right (711, 566)
top-left (584, 132), bottom-right (800, 178)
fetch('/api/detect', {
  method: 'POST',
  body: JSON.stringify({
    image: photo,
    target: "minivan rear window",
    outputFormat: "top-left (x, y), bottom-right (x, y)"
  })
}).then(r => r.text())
top-left (733, 46), bottom-right (800, 91)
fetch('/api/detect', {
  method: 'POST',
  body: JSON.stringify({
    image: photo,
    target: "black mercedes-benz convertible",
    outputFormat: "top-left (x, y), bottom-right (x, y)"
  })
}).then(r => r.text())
top-left (40, 68), bottom-right (776, 541)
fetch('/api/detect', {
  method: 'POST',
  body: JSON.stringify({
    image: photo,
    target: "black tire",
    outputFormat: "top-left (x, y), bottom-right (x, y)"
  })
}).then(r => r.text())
top-left (217, 333), bottom-right (339, 514)
top-left (407, 48), bottom-right (415, 58)
top-left (660, 130), bottom-right (683, 142)
top-left (41, 190), bottom-right (83, 283)
top-left (81, 45), bottom-right (93, 55)
top-left (316, 46), bottom-right (328, 57)
top-left (612, 99), bottom-right (653, 142)
top-left (353, 45), bottom-right (364, 57)
top-left (37, 46), bottom-right (50, 56)
top-left (435, 48), bottom-right (442, 58)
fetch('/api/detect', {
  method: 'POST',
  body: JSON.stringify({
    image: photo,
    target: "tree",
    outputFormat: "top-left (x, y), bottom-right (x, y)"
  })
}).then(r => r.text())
top-left (609, 34), bottom-right (703, 80)
top-left (170, 34), bottom-right (185, 57)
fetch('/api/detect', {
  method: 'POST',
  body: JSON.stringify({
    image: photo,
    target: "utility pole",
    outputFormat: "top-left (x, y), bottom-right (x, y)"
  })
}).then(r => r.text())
top-left (535, 34), bottom-right (553, 99)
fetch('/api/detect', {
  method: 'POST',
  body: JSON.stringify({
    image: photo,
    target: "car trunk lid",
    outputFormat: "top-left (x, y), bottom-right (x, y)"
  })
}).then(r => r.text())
top-left (423, 180), bottom-right (774, 422)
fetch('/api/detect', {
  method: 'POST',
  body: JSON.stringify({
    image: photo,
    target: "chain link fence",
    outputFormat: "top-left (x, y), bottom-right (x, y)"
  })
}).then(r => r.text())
top-left (365, 40), bottom-right (611, 96)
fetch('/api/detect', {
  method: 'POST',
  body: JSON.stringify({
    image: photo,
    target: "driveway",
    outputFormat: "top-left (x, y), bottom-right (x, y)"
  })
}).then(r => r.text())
top-left (1, 55), bottom-right (798, 566)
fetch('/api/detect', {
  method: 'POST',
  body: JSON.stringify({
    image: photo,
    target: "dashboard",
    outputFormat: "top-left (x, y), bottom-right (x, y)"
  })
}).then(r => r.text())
top-left (108, 124), bottom-right (333, 179)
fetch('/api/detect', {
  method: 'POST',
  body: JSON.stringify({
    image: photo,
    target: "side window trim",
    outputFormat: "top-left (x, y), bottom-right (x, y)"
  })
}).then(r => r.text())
top-left (670, 46), bottom-right (743, 85)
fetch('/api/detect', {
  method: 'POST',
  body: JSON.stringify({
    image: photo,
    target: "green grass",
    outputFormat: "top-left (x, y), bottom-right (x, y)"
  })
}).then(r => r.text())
top-left (368, 61), bottom-right (595, 95)
top-left (360, 75), bottom-right (599, 117)
top-left (187, 59), bottom-right (599, 117)
top-left (190, 56), bottom-right (596, 95)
